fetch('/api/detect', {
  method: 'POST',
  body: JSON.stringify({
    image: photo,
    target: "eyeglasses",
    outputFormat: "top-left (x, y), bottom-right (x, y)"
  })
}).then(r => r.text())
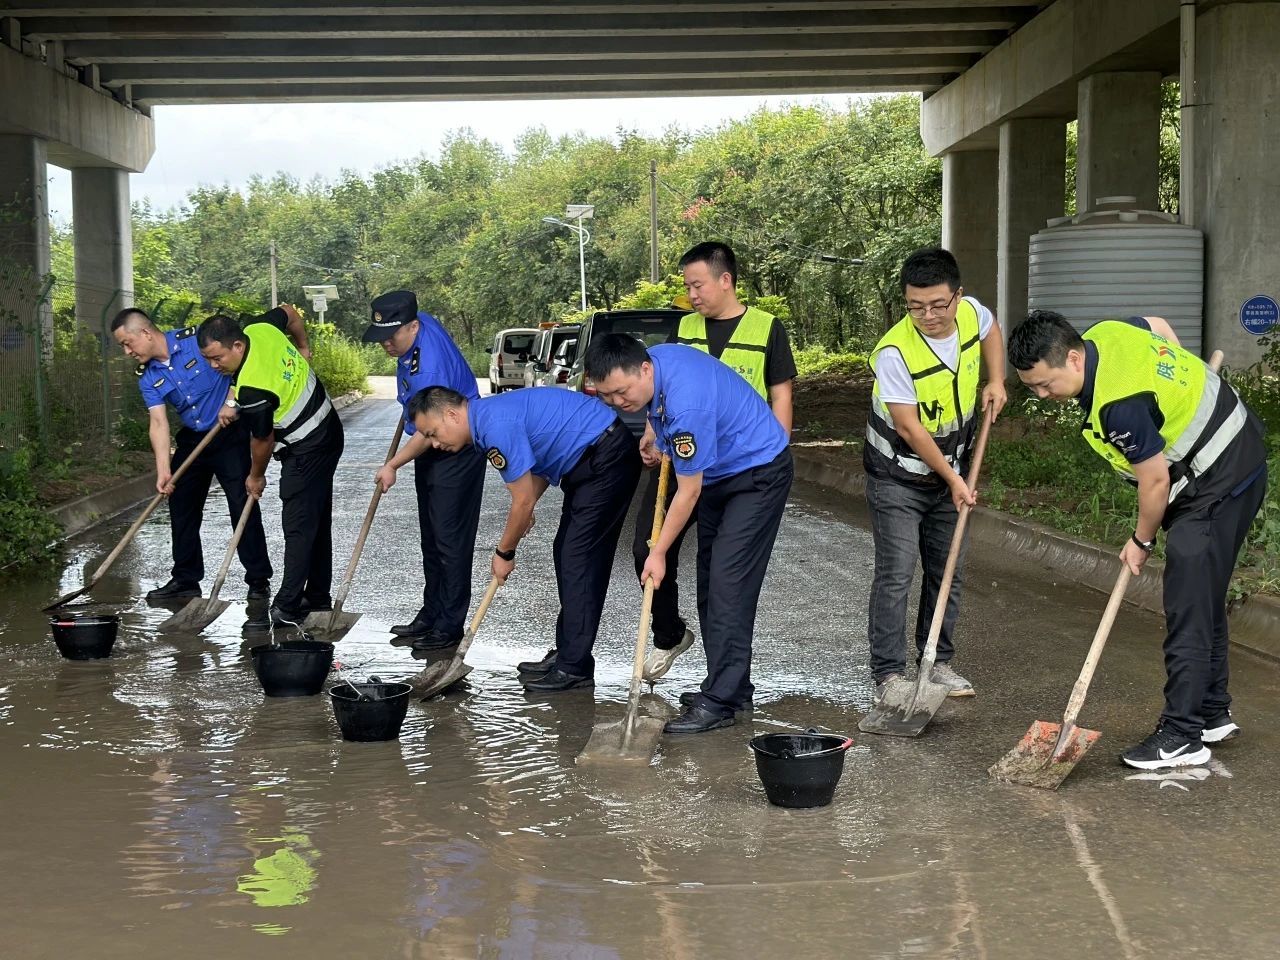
top-left (906, 290), bottom-right (958, 319)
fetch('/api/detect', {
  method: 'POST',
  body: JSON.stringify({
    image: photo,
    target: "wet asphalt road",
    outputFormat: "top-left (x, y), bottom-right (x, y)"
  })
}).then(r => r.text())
top-left (2, 391), bottom-right (1278, 959)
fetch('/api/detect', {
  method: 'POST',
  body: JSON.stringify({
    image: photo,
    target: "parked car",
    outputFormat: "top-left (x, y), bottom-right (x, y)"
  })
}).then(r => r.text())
top-left (522, 323), bottom-right (581, 389)
top-left (535, 337), bottom-right (578, 388)
top-left (487, 327), bottom-right (538, 393)
top-left (566, 308), bottom-right (686, 436)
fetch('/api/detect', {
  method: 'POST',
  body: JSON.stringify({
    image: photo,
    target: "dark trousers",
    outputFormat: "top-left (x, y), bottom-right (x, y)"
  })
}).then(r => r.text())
top-left (632, 464), bottom-right (698, 646)
top-left (169, 422), bottom-right (272, 586)
top-left (275, 413), bottom-right (344, 614)
top-left (693, 449), bottom-right (793, 716)
top-left (413, 443), bottom-right (486, 637)
top-left (865, 472), bottom-right (966, 682)
top-left (1161, 472), bottom-right (1267, 737)
top-left (552, 422), bottom-right (642, 678)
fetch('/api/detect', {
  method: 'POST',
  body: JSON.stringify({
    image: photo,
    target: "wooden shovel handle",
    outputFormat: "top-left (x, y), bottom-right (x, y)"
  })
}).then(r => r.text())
top-left (331, 418), bottom-right (405, 611)
top-left (453, 574), bottom-right (502, 660)
top-left (918, 406), bottom-right (995, 668)
top-left (206, 494), bottom-right (256, 604)
top-left (90, 420), bottom-right (225, 582)
top-left (630, 456), bottom-right (672, 689)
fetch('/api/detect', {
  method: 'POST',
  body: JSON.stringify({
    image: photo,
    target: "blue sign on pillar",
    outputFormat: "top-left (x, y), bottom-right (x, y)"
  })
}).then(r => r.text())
top-left (1240, 295), bottom-right (1278, 335)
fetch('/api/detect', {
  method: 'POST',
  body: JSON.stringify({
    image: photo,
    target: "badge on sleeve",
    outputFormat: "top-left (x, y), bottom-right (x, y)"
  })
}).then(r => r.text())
top-left (672, 432), bottom-right (697, 460)
top-left (486, 447), bottom-right (507, 470)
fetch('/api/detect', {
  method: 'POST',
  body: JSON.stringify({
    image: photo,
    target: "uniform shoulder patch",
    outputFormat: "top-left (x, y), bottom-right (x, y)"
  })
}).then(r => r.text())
top-left (409, 347), bottom-right (421, 376)
top-left (672, 431), bottom-right (697, 460)
top-left (134, 363), bottom-right (146, 378)
top-left (486, 446), bottom-right (507, 470)
top-left (174, 326), bottom-right (196, 340)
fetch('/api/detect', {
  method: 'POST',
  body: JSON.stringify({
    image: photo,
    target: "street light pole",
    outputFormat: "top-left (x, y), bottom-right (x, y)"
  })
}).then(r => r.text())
top-left (576, 221), bottom-right (587, 311)
top-left (542, 203), bottom-right (594, 312)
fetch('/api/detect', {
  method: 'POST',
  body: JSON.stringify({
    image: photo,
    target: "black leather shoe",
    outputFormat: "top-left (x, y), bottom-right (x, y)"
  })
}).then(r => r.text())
top-left (246, 580), bottom-right (271, 601)
top-left (147, 578), bottom-right (201, 601)
top-left (664, 704), bottom-right (735, 735)
top-left (521, 668), bottom-right (593, 692)
top-left (300, 596), bottom-right (332, 614)
top-left (390, 616), bottom-right (432, 639)
top-left (269, 605), bottom-right (305, 628)
top-left (517, 649), bottom-right (558, 675)
top-left (679, 691), bottom-right (753, 714)
top-left (411, 630), bottom-right (461, 651)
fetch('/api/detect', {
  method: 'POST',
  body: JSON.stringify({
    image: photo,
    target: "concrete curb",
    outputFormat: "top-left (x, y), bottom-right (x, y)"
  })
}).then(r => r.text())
top-left (792, 446), bottom-right (1280, 663)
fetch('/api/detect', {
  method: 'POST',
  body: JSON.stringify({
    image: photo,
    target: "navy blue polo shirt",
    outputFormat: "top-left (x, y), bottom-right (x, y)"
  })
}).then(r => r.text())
top-left (647, 343), bottom-right (789, 483)
top-left (137, 326), bottom-right (230, 432)
top-left (397, 312), bottom-right (480, 435)
top-left (469, 388), bottom-right (615, 486)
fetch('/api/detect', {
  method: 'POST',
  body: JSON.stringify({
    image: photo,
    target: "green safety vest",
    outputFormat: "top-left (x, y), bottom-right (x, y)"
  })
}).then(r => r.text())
top-left (864, 298), bottom-right (982, 484)
top-left (676, 307), bottom-right (773, 399)
top-left (236, 322), bottom-right (329, 445)
top-left (1081, 321), bottom-right (1243, 502)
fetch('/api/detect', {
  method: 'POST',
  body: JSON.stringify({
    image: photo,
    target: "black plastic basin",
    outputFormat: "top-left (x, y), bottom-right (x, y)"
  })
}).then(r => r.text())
top-left (329, 681), bottom-right (413, 742)
top-left (749, 732), bottom-right (853, 809)
top-left (49, 614), bottom-right (119, 660)
top-left (250, 639), bottom-right (334, 697)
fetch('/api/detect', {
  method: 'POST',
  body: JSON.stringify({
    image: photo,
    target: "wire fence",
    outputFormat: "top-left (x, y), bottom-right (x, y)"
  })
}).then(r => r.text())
top-left (0, 262), bottom-right (147, 464)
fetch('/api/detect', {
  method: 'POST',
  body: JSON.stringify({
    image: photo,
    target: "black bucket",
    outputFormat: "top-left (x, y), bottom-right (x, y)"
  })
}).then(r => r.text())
top-left (329, 681), bottom-right (413, 742)
top-left (49, 613), bottom-right (119, 660)
top-left (749, 731), bottom-right (854, 809)
top-left (250, 639), bottom-right (334, 697)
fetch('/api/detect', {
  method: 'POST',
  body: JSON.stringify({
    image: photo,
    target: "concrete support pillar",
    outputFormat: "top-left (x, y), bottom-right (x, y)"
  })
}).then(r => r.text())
top-left (997, 118), bottom-right (1066, 341)
top-left (1076, 71), bottom-right (1162, 213)
top-left (71, 167), bottom-right (132, 331)
top-left (0, 134), bottom-right (52, 338)
top-left (941, 149), bottom-right (999, 311)
top-left (1192, 0), bottom-right (1280, 363)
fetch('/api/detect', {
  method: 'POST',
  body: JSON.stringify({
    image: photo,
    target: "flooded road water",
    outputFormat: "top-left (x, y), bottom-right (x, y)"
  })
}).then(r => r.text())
top-left (3, 396), bottom-right (1279, 959)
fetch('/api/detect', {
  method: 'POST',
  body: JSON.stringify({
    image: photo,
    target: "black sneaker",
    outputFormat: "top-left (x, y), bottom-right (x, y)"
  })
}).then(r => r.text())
top-left (1120, 726), bottom-right (1212, 770)
top-left (1202, 711), bottom-right (1241, 744)
top-left (246, 580), bottom-right (271, 601)
top-left (147, 578), bottom-right (201, 601)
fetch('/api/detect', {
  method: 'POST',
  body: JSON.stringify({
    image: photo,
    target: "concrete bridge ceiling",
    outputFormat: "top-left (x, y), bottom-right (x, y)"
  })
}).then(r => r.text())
top-left (5, 1), bottom-right (1051, 105)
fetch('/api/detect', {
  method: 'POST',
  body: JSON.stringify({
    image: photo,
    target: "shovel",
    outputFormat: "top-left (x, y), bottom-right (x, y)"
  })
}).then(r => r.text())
top-left (306, 418), bottom-right (404, 639)
top-left (410, 574), bottom-right (502, 699)
top-left (45, 422), bottom-right (225, 610)
top-left (159, 493), bottom-right (257, 631)
top-left (578, 455), bottom-right (671, 765)
top-left (859, 405), bottom-right (994, 738)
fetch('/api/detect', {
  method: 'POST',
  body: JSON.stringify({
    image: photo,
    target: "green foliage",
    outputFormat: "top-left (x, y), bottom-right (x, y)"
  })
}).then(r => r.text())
top-left (307, 321), bottom-right (371, 396)
top-left (794, 345), bottom-right (868, 380)
top-left (614, 277), bottom-right (687, 310)
top-left (0, 442), bottom-right (62, 567)
top-left (113, 413), bottom-right (152, 452)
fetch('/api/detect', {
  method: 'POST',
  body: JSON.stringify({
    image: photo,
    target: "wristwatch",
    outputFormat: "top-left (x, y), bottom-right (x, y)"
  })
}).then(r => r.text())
top-left (1131, 533), bottom-right (1155, 553)
top-left (494, 546), bottom-right (516, 562)
top-left (224, 398), bottom-right (238, 408)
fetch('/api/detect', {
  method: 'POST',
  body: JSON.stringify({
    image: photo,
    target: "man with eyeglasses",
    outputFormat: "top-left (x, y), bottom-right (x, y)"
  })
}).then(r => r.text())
top-left (863, 247), bottom-right (1006, 703)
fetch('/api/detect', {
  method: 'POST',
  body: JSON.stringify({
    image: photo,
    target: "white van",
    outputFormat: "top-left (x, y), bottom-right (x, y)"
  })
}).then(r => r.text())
top-left (487, 327), bottom-right (538, 393)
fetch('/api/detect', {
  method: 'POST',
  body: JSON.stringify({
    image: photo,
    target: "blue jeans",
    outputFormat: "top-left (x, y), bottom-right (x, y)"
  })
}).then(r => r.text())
top-left (865, 472), bottom-right (967, 681)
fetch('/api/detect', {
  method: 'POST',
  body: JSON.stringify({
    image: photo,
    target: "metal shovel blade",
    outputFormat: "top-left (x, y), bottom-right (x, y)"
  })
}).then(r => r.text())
top-left (577, 715), bottom-right (667, 766)
top-left (987, 720), bottom-right (1102, 790)
top-left (303, 608), bottom-right (361, 641)
top-left (411, 658), bottom-right (474, 699)
top-left (857, 674), bottom-right (950, 737)
top-left (159, 597), bottom-right (232, 632)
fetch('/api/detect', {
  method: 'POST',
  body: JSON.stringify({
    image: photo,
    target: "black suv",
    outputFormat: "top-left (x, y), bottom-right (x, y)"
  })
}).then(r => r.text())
top-left (566, 307), bottom-right (686, 436)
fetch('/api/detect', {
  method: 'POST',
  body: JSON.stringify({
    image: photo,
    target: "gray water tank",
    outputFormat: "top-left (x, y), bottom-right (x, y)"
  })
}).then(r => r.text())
top-left (1027, 197), bottom-right (1204, 355)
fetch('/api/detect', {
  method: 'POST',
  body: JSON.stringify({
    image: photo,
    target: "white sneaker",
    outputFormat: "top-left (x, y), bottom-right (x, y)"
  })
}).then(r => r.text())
top-left (642, 628), bottom-right (694, 681)
top-left (931, 663), bottom-right (975, 698)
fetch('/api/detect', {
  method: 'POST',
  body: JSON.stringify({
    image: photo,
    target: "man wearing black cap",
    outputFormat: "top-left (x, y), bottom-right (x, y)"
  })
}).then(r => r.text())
top-left (197, 305), bottom-right (345, 627)
top-left (367, 291), bottom-right (486, 650)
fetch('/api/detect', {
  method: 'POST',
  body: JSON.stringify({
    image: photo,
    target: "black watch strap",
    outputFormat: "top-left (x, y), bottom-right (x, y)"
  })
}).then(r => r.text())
top-left (495, 546), bottom-right (516, 562)
top-left (1131, 533), bottom-right (1155, 553)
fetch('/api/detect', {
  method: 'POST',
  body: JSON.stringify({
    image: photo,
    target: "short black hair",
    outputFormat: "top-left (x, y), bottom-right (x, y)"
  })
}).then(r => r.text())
top-left (678, 241), bottom-right (737, 286)
top-left (1008, 310), bottom-right (1086, 370)
top-left (900, 247), bottom-right (961, 294)
top-left (407, 386), bottom-right (468, 420)
top-left (109, 307), bottom-right (151, 332)
top-left (583, 332), bottom-right (650, 382)
top-left (196, 314), bottom-right (245, 350)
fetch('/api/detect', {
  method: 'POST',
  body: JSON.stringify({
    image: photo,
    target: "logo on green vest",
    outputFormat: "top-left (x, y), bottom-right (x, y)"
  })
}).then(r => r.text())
top-left (1151, 345), bottom-right (1176, 381)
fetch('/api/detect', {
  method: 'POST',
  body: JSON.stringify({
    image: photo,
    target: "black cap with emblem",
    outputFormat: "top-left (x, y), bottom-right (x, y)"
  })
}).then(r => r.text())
top-left (362, 290), bottom-right (419, 343)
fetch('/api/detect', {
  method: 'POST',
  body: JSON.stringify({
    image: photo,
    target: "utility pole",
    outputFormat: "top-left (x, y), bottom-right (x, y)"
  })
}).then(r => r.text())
top-left (269, 241), bottom-right (278, 305)
top-left (649, 159), bottom-right (660, 283)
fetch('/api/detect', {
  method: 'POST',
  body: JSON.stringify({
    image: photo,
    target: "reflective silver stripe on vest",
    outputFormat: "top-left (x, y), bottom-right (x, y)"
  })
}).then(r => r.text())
top-left (865, 425), bottom-right (933, 475)
top-left (276, 370), bottom-right (318, 431)
top-left (277, 395), bottom-right (333, 450)
top-left (1166, 368), bottom-right (1221, 463)
top-left (1167, 399), bottom-right (1248, 502)
top-left (867, 404), bottom-right (969, 475)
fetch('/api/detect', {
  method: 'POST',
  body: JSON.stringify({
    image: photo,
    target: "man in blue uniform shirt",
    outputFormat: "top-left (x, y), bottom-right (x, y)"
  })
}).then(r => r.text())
top-left (111, 307), bottom-right (272, 601)
top-left (401, 385), bottom-right (640, 691)
top-left (585, 335), bottom-right (794, 734)
top-left (367, 291), bottom-right (486, 651)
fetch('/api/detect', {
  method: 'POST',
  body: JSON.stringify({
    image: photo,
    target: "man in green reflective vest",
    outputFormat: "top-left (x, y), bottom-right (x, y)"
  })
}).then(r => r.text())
top-left (864, 247), bottom-right (1006, 704)
top-left (632, 241), bottom-right (796, 689)
top-left (198, 307), bottom-right (346, 627)
top-left (1009, 310), bottom-right (1267, 771)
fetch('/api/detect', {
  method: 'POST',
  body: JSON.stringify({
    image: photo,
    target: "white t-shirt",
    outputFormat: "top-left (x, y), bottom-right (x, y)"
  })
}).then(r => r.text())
top-left (874, 296), bottom-right (995, 405)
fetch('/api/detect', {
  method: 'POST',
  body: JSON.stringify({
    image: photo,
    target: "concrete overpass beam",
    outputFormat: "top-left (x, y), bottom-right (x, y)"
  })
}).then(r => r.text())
top-left (1193, 0), bottom-right (1280, 362)
top-left (71, 167), bottom-right (131, 331)
top-left (941, 149), bottom-right (999, 311)
top-left (1076, 71), bottom-right (1162, 213)
top-left (997, 119), bottom-right (1066, 339)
